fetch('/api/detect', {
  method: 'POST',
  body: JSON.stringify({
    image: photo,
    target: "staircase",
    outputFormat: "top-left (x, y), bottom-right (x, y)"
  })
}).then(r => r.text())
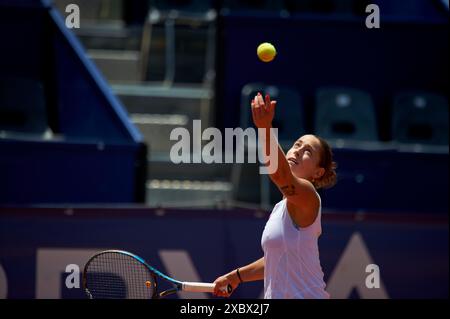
top-left (57, 0), bottom-right (233, 207)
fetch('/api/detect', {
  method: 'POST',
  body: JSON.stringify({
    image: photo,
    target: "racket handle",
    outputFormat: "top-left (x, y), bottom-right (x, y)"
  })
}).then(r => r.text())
top-left (182, 282), bottom-right (215, 293)
top-left (182, 282), bottom-right (233, 294)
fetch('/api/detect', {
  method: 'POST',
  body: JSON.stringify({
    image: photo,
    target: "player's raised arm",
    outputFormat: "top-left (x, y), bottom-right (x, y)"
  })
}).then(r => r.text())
top-left (251, 93), bottom-right (321, 227)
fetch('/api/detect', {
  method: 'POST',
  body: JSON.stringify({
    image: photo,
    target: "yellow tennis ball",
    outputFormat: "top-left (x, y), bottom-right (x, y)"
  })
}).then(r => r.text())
top-left (257, 42), bottom-right (277, 62)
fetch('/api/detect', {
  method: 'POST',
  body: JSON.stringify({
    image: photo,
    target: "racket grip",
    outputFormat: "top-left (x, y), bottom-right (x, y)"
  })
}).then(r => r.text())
top-left (182, 282), bottom-right (215, 293)
top-left (182, 282), bottom-right (233, 294)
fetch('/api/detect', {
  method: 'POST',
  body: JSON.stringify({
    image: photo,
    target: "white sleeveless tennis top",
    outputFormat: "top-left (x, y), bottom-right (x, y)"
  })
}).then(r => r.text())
top-left (261, 197), bottom-right (330, 299)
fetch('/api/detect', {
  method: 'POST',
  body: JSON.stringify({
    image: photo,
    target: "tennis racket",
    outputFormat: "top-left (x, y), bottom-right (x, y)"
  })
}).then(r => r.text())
top-left (83, 250), bottom-right (232, 299)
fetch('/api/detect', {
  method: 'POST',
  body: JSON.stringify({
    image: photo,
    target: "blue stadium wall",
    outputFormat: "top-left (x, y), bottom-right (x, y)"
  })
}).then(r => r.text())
top-left (0, 206), bottom-right (447, 299)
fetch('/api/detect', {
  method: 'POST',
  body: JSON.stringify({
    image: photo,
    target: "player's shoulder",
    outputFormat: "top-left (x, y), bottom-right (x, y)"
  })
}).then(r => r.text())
top-left (293, 176), bottom-right (321, 203)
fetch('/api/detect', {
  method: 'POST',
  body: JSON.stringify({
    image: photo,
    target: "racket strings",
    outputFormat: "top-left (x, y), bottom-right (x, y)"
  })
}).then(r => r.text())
top-left (84, 252), bottom-right (156, 299)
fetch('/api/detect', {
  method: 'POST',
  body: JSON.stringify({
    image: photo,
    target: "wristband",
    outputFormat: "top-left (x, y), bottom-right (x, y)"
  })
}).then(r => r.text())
top-left (236, 268), bottom-right (243, 283)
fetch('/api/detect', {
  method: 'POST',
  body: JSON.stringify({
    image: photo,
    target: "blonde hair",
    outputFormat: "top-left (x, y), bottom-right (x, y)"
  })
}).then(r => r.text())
top-left (313, 136), bottom-right (337, 189)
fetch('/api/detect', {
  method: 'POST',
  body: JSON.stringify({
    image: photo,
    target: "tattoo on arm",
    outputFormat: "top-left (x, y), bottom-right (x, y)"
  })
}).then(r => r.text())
top-left (280, 184), bottom-right (296, 196)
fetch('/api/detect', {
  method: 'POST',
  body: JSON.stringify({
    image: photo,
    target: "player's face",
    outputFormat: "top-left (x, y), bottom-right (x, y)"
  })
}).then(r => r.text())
top-left (285, 135), bottom-right (323, 181)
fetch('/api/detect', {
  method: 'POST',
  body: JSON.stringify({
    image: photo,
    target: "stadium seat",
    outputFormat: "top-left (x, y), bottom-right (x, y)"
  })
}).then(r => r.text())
top-left (314, 87), bottom-right (378, 142)
top-left (392, 92), bottom-right (449, 145)
top-left (0, 77), bottom-right (48, 134)
top-left (240, 83), bottom-right (305, 144)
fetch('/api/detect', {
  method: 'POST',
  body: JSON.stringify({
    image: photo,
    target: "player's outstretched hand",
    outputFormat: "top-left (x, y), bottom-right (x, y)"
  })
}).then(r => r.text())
top-left (251, 92), bottom-right (276, 129)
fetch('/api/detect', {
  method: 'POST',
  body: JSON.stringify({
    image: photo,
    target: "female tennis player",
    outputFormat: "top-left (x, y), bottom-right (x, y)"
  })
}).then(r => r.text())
top-left (213, 92), bottom-right (337, 299)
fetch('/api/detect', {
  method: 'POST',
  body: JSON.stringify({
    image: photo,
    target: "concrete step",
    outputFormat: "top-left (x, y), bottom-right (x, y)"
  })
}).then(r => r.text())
top-left (146, 179), bottom-right (233, 208)
top-left (88, 49), bottom-right (141, 83)
top-left (114, 84), bottom-right (214, 125)
top-left (131, 113), bottom-right (189, 154)
top-left (148, 158), bottom-right (233, 181)
top-left (54, 0), bottom-right (123, 22)
top-left (131, 112), bottom-right (222, 158)
top-left (78, 24), bottom-right (211, 83)
top-left (121, 86), bottom-right (215, 159)
top-left (76, 23), bottom-right (142, 51)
